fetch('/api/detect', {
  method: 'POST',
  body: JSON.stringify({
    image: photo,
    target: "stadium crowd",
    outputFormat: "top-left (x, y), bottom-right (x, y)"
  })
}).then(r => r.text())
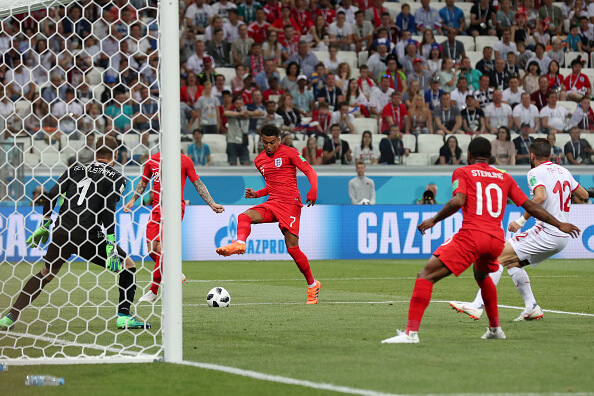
top-left (1, 0), bottom-right (594, 167)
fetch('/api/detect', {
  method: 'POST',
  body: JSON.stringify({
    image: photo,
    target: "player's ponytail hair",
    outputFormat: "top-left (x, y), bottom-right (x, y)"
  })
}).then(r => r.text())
top-left (261, 124), bottom-right (281, 137)
top-left (96, 135), bottom-right (118, 160)
top-left (529, 138), bottom-right (551, 160)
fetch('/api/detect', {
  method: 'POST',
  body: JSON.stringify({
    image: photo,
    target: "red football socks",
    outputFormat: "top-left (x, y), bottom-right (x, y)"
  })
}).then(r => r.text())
top-left (478, 277), bottom-right (500, 328)
top-left (149, 252), bottom-right (162, 295)
top-left (406, 278), bottom-right (433, 334)
top-left (287, 246), bottom-right (315, 285)
top-left (237, 213), bottom-right (252, 242)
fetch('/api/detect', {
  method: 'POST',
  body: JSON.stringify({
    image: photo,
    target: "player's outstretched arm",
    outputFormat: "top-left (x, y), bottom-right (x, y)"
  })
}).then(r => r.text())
top-left (123, 180), bottom-right (148, 213)
top-left (295, 155), bottom-right (318, 207)
top-left (522, 200), bottom-right (581, 238)
top-left (509, 186), bottom-right (547, 232)
top-left (192, 179), bottom-right (225, 213)
top-left (418, 193), bottom-right (465, 235)
top-left (573, 185), bottom-right (590, 202)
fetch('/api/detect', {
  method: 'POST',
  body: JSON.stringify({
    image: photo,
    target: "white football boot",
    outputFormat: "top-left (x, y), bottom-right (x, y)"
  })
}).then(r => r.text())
top-left (138, 290), bottom-right (158, 303)
top-left (481, 327), bottom-right (506, 339)
top-left (513, 305), bottom-right (544, 321)
top-left (381, 330), bottom-right (420, 344)
top-left (449, 301), bottom-right (484, 320)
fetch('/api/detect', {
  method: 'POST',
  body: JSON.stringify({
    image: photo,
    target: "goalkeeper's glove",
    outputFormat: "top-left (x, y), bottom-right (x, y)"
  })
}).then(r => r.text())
top-left (26, 219), bottom-right (52, 248)
top-left (106, 234), bottom-right (122, 273)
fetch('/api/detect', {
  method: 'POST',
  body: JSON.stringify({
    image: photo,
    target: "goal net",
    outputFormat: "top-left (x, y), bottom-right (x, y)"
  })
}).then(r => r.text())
top-left (0, 0), bottom-right (167, 364)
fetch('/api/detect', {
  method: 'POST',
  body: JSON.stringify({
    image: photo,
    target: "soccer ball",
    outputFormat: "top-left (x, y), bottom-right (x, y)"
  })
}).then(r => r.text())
top-left (206, 287), bottom-right (231, 308)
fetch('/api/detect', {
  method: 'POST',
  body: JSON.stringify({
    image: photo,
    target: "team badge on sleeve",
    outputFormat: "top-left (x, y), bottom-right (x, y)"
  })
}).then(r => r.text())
top-left (529, 176), bottom-right (537, 187)
top-left (299, 155), bottom-right (306, 162)
top-left (275, 158), bottom-right (283, 167)
top-left (452, 179), bottom-right (459, 190)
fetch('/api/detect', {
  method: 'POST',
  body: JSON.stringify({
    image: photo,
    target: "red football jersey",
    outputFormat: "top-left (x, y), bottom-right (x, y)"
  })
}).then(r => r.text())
top-left (247, 21), bottom-right (270, 43)
top-left (254, 144), bottom-right (313, 206)
top-left (452, 162), bottom-right (528, 240)
top-left (141, 153), bottom-right (199, 212)
top-left (564, 73), bottom-right (591, 93)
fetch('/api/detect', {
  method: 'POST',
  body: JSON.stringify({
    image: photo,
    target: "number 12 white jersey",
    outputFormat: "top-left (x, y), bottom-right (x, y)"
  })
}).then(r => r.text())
top-left (527, 161), bottom-right (580, 236)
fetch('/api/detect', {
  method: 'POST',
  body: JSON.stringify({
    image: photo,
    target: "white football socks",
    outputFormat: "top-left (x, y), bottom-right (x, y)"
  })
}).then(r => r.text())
top-left (507, 266), bottom-right (537, 309)
top-left (471, 265), bottom-right (504, 309)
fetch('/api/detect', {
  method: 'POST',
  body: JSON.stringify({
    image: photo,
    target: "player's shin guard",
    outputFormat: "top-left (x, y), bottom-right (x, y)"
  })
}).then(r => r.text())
top-left (507, 267), bottom-right (537, 309)
top-left (287, 246), bottom-right (315, 285)
top-left (477, 277), bottom-right (499, 328)
top-left (237, 213), bottom-right (252, 243)
top-left (406, 278), bottom-right (433, 334)
top-left (118, 267), bottom-right (137, 316)
top-left (10, 271), bottom-right (53, 320)
top-left (149, 252), bottom-right (161, 295)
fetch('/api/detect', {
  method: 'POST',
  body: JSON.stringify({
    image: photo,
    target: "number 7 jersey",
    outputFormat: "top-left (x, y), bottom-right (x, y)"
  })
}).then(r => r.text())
top-left (527, 161), bottom-right (580, 237)
top-left (452, 162), bottom-right (528, 241)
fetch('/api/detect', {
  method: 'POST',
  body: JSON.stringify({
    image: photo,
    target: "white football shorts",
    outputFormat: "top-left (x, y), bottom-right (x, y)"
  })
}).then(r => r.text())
top-left (508, 225), bottom-right (569, 267)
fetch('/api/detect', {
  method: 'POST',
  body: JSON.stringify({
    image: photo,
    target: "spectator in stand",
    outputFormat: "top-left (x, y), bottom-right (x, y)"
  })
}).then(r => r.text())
top-left (425, 76), bottom-right (443, 111)
top-left (331, 101), bottom-right (356, 133)
top-left (474, 74), bottom-right (494, 109)
top-left (460, 57), bottom-right (481, 92)
top-left (522, 61), bottom-right (541, 96)
top-left (546, 60), bottom-right (567, 101)
top-left (329, 11), bottom-right (354, 51)
top-left (382, 55), bottom-right (407, 93)
top-left (354, 131), bottom-right (380, 165)
top-left (513, 123), bottom-right (535, 164)
top-left (540, 91), bottom-right (569, 134)
top-left (396, 3), bottom-right (416, 35)
top-left (408, 57), bottom-right (432, 92)
top-left (433, 92), bottom-right (463, 136)
top-left (247, 89), bottom-right (266, 135)
top-left (280, 25), bottom-right (300, 62)
top-left (249, 42), bottom-right (266, 77)
top-left (547, 131), bottom-right (565, 165)
top-left (338, 0), bottom-right (358, 25)
top-left (276, 93), bottom-right (301, 131)
top-left (491, 126), bottom-right (516, 165)
top-left (206, 28), bottom-right (232, 68)
top-left (441, 29), bottom-right (465, 64)
top-left (514, 92), bottom-right (541, 133)
top-left (403, 80), bottom-right (421, 108)
top-left (68, 134), bottom-right (95, 166)
top-left (213, 74), bottom-right (228, 104)
top-left (262, 76), bottom-right (284, 103)
top-left (494, 0), bottom-right (515, 36)
top-left (263, 0), bottom-right (281, 23)
top-left (352, 10), bottom-right (374, 52)
top-left (224, 9), bottom-right (246, 42)
top-left (316, 0), bottom-right (337, 26)
top-left (367, 39), bottom-right (390, 80)
top-left (317, 73), bottom-right (344, 111)
top-left (475, 46), bottom-right (495, 77)
top-left (185, 0), bottom-right (214, 34)
top-left (489, 58), bottom-right (510, 91)
top-left (530, 75), bottom-right (550, 111)
top-left (547, 38), bottom-right (565, 67)
top-left (231, 65), bottom-right (247, 93)
top-left (505, 51), bottom-right (520, 77)
top-left (225, 96), bottom-right (251, 166)
top-left (502, 75), bottom-right (524, 109)
top-left (186, 40), bottom-right (209, 75)
top-left (393, 30), bottom-right (412, 64)
top-left (195, 81), bottom-right (221, 135)
top-left (248, 8), bottom-right (270, 44)
top-left (494, 29), bottom-right (517, 60)
top-left (451, 77), bottom-right (474, 110)
top-left (198, 56), bottom-right (218, 86)
top-left (381, 91), bottom-right (408, 134)
top-left (349, 161), bottom-right (376, 205)
top-left (468, 0), bottom-right (497, 37)
top-left (439, 0), bottom-right (465, 34)
top-left (409, 94), bottom-right (434, 135)
top-left (105, 91), bottom-right (133, 134)
top-left (419, 29), bottom-right (437, 59)
top-left (379, 124), bottom-right (409, 165)
top-left (133, 85), bottom-right (159, 135)
top-left (269, 5), bottom-right (300, 43)
top-left (259, 100), bottom-right (284, 133)
top-left (292, 0), bottom-right (314, 35)
top-left (262, 30), bottom-right (283, 66)
top-left (526, 44), bottom-right (552, 76)
top-left (232, 24), bottom-right (255, 67)
top-left (187, 129), bottom-right (211, 166)
top-left (286, 41), bottom-right (319, 78)
top-left (302, 136), bottom-right (323, 165)
top-left (461, 95), bottom-right (486, 135)
top-left (565, 57), bottom-right (592, 102)
top-left (292, 75), bottom-right (314, 116)
top-left (5, 56), bottom-right (35, 101)
top-left (374, 12), bottom-right (399, 47)
top-left (437, 135), bottom-right (463, 165)
top-left (516, 41), bottom-right (534, 70)
top-left (565, 127), bottom-right (594, 164)
top-left (439, 57), bottom-right (459, 94)
top-left (255, 59), bottom-right (280, 91)
top-left (212, 0), bottom-right (237, 22)
top-left (401, 42), bottom-right (424, 76)
top-left (369, 74), bottom-right (394, 118)
top-left (323, 44), bottom-right (341, 74)
top-left (539, 0), bottom-right (564, 35)
top-left (281, 62), bottom-right (300, 93)
top-left (484, 89), bottom-right (513, 134)
top-left (323, 123), bottom-right (352, 165)
top-left (308, 14), bottom-right (330, 51)
top-left (310, 101), bottom-right (333, 134)
top-left (238, 0), bottom-right (262, 24)
top-left (336, 62), bottom-right (352, 92)
top-left (52, 87), bottom-right (83, 137)
top-left (570, 95), bottom-right (594, 132)
top-left (415, 0), bottom-right (442, 34)
top-left (578, 16), bottom-right (594, 53)
top-left (357, 65), bottom-right (376, 101)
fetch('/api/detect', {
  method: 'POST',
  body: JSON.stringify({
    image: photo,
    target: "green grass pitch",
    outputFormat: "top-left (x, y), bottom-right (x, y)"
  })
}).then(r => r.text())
top-left (1, 259), bottom-right (593, 395)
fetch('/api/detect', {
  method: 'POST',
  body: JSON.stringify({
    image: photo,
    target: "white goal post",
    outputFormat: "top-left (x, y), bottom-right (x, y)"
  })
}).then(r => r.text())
top-left (0, 0), bottom-right (182, 365)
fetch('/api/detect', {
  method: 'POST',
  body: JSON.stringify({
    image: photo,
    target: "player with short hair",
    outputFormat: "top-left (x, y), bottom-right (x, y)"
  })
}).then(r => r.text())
top-left (0, 136), bottom-right (149, 330)
top-left (216, 124), bottom-right (321, 304)
top-left (382, 137), bottom-right (580, 344)
top-left (449, 138), bottom-right (589, 321)
top-left (124, 152), bottom-right (224, 303)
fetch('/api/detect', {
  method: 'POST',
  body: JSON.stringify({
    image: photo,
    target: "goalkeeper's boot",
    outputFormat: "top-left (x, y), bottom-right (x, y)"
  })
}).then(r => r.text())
top-left (449, 301), bottom-right (483, 320)
top-left (0, 313), bottom-right (14, 330)
top-left (216, 241), bottom-right (246, 256)
top-left (306, 280), bottom-right (321, 304)
top-left (182, 273), bottom-right (186, 283)
top-left (481, 327), bottom-right (506, 340)
top-left (513, 305), bottom-right (544, 322)
top-left (138, 291), bottom-right (158, 303)
top-left (381, 330), bottom-right (420, 344)
top-left (116, 314), bottom-right (151, 330)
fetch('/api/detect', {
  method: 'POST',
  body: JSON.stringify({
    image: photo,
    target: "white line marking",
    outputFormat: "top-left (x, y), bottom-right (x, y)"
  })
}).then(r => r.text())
top-left (497, 304), bottom-right (594, 317)
top-left (182, 275), bottom-right (581, 283)
top-left (179, 360), bottom-right (402, 396)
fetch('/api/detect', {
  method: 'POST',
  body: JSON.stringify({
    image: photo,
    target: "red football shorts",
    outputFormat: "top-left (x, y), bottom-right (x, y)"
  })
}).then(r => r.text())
top-left (146, 208), bottom-right (185, 242)
top-left (433, 229), bottom-right (504, 277)
top-left (251, 201), bottom-right (302, 237)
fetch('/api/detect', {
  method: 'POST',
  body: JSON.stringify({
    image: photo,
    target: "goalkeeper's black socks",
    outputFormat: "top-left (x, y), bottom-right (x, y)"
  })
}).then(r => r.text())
top-left (118, 267), bottom-right (137, 316)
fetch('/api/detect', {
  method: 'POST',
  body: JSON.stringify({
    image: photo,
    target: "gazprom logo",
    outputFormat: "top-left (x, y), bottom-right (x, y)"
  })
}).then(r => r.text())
top-left (582, 225), bottom-right (594, 253)
top-left (214, 214), bottom-right (287, 255)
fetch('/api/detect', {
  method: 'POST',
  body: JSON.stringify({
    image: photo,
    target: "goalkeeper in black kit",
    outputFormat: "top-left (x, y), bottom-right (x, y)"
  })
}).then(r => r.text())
top-left (0, 136), bottom-right (149, 330)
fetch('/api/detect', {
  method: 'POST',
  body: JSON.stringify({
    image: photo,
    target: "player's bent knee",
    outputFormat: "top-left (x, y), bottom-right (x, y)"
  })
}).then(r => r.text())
top-left (243, 210), bottom-right (263, 224)
top-left (125, 256), bottom-right (135, 269)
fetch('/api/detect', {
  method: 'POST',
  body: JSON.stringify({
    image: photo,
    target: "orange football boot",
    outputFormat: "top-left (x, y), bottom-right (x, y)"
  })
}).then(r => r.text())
top-left (216, 241), bottom-right (246, 256)
top-left (306, 280), bottom-right (321, 304)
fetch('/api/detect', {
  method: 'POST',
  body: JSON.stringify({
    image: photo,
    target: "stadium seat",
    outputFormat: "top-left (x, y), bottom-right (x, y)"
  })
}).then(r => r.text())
top-left (248, 133), bottom-right (258, 153)
top-left (60, 134), bottom-right (84, 153)
top-left (92, 85), bottom-right (105, 102)
top-left (581, 69), bottom-right (594, 88)
top-left (475, 36), bottom-right (499, 52)
top-left (434, 35), bottom-right (446, 44)
top-left (404, 153), bottom-right (430, 165)
top-left (534, 133), bottom-right (548, 139)
top-left (123, 133), bottom-right (141, 151)
top-left (510, 132), bottom-right (519, 140)
top-left (565, 52), bottom-right (582, 69)
top-left (446, 133), bottom-right (471, 151)
top-left (24, 152), bottom-right (40, 167)
top-left (466, 51), bottom-right (483, 69)
top-left (402, 133), bottom-right (416, 152)
top-left (353, 118), bottom-right (378, 134)
top-left (559, 68), bottom-right (571, 76)
top-left (340, 133), bottom-right (362, 151)
top-left (86, 67), bottom-right (104, 85)
top-left (417, 134), bottom-right (444, 154)
top-left (358, 51), bottom-right (368, 68)
top-left (558, 101), bottom-right (577, 114)
top-left (340, 51), bottom-right (358, 72)
top-left (481, 133), bottom-right (497, 142)
top-left (313, 50), bottom-right (329, 63)
top-left (582, 133), bottom-right (594, 148)
top-left (292, 136), bottom-right (307, 154)
top-left (15, 136), bottom-right (32, 152)
top-left (457, 35), bottom-right (475, 52)
top-left (429, 153), bottom-right (439, 164)
top-left (181, 141), bottom-right (191, 155)
top-left (210, 152), bottom-right (228, 165)
top-left (216, 68), bottom-right (236, 84)
top-left (14, 99), bottom-right (31, 119)
top-left (202, 134), bottom-right (227, 154)
top-left (554, 132), bottom-right (570, 148)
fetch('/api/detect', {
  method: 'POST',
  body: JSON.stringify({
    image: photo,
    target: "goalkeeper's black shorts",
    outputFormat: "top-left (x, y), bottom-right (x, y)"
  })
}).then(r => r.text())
top-left (44, 228), bottom-right (127, 270)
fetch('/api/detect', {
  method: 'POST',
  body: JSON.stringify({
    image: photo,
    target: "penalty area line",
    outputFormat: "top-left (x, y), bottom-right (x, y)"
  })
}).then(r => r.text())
top-left (179, 360), bottom-right (402, 396)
